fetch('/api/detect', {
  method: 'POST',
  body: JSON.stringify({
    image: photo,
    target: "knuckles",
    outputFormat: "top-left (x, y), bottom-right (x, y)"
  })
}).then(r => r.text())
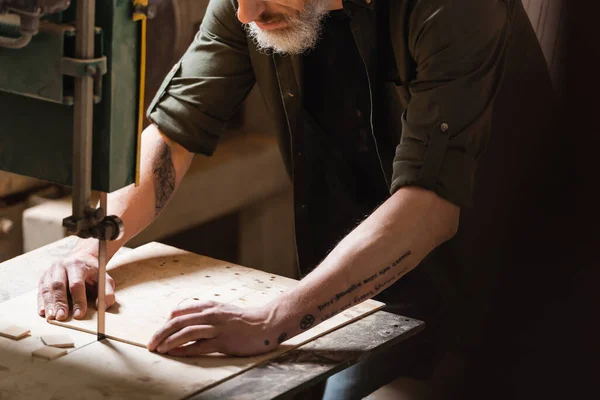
top-left (170, 300), bottom-right (217, 319)
top-left (51, 257), bottom-right (95, 274)
top-left (50, 280), bottom-right (66, 292)
top-left (69, 279), bottom-right (85, 291)
top-left (39, 286), bottom-right (52, 296)
top-left (199, 309), bottom-right (220, 324)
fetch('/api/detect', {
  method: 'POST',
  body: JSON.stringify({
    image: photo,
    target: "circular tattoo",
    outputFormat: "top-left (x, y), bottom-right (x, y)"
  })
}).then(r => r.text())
top-left (277, 333), bottom-right (288, 344)
top-left (264, 339), bottom-right (270, 346)
top-left (300, 314), bottom-right (315, 330)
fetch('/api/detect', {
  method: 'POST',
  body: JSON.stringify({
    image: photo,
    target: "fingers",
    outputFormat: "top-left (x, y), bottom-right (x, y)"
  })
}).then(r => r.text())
top-left (38, 256), bottom-right (102, 321)
top-left (167, 339), bottom-right (220, 357)
top-left (156, 325), bottom-right (218, 354)
top-left (37, 275), bottom-right (47, 317)
top-left (148, 312), bottom-right (219, 351)
top-left (66, 263), bottom-right (88, 320)
top-left (40, 266), bottom-right (69, 321)
top-left (51, 266), bottom-right (69, 321)
top-left (38, 268), bottom-right (60, 318)
top-left (169, 300), bottom-right (218, 320)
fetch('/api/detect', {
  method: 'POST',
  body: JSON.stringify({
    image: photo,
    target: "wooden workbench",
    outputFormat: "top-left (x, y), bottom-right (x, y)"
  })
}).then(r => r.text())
top-left (0, 238), bottom-right (424, 399)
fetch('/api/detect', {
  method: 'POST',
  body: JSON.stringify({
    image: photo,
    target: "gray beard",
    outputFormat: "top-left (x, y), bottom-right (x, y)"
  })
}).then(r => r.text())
top-left (245, 0), bottom-right (331, 55)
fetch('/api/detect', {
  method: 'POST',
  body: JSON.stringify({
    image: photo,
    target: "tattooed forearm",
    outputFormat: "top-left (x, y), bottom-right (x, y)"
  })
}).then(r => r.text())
top-left (318, 282), bottom-right (362, 312)
top-left (152, 142), bottom-right (176, 216)
top-left (316, 250), bottom-right (412, 312)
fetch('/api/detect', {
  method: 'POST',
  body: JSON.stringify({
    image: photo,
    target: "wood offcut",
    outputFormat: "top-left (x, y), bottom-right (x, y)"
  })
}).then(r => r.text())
top-left (31, 346), bottom-right (68, 360)
top-left (0, 324), bottom-right (30, 340)
top-left (41, 334), bottom-right (75, 348)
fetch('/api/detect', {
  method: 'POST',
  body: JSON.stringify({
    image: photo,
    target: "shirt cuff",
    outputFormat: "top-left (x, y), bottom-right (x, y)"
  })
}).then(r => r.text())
top-left (146, 61), bottom-right (226, 155)
top-left (390, 112), bottom-right (476, 208)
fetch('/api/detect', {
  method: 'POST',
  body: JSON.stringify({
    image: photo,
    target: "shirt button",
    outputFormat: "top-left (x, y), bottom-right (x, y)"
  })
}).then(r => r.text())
top-left (288, 91), bottom-right (295, 98)
top-left (440, 122), bottom-right (449, 132)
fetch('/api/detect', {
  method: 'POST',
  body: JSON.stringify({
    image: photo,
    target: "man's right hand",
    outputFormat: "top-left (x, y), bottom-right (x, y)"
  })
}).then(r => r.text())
top-left (38, 251), bottom-right (115, 321)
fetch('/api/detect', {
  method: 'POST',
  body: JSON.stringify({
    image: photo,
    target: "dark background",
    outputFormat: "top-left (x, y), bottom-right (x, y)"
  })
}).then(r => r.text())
top-left (465, 3), bottom-right (600, 399)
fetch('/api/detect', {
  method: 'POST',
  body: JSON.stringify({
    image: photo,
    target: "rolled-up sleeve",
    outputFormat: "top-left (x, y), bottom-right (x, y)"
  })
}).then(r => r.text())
top-left (147, 0), bottom-right (255, 155)
top-left (390, 0), bottom-right (510, 207)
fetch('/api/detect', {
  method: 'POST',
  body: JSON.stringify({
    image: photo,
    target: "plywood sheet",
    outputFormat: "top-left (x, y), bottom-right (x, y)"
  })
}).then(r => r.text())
top-left (0, 338), bottom-right (253, 400)
top-left (0, 242), bottom-right (384, 399)
top-left (1, 306), bottom-right (382, 400)
top-left (51, 242), bottom-right (382, 349)
top-left (0, 292), bottom-right (96, 383)
top-left (0, 236), bottom-right (131, 304)
top-left (0, 236), bottom-right (80, 303)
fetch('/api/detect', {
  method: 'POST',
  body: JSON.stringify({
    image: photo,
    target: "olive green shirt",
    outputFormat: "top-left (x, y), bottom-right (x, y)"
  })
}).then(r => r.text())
top-left (148, 0), bottom-right (516, 209)
top-left (146, 0), bottom-right (555, 359)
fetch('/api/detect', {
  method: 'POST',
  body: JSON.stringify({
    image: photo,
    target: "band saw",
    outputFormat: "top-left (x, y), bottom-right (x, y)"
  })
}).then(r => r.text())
top-left (0, 0), bottom-right (156, 340)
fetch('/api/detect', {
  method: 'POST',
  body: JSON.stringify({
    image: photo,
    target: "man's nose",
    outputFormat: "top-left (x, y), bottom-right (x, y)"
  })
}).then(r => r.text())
top-left (237, 0), bottom-right (266, 24)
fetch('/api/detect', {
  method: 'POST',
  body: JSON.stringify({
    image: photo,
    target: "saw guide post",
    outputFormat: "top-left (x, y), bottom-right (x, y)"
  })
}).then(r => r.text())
top-left (0, 242), bottom-right (384, 399)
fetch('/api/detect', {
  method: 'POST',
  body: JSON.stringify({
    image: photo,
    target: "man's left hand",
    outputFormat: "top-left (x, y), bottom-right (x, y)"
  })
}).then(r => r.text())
top-left (147, 300), bottom-right (276, 357)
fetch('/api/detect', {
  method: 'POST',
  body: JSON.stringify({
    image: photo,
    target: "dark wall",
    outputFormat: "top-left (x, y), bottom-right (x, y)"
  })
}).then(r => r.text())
top-left (462, 3), bottom-right (600, 399)
top-left (537, 3), bottom-right (600, 397)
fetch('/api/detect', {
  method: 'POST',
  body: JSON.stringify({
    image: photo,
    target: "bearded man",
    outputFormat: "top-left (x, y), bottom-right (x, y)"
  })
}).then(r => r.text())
top-left (38, 0), bottom-right (555, 398)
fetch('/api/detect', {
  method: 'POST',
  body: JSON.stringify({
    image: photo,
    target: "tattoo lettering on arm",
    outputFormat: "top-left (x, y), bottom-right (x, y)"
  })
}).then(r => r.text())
top-left (152, 143), bottom-right (176, 216)
top-left (391, 251), bottom-right (411, 268)
top-left (315, 250), bottom-right (413, 312)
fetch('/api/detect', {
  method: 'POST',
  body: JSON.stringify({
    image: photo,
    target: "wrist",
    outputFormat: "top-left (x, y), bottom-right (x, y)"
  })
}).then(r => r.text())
top-left (255, 301), bottom-right (280, 334)
top-left (259, 294), bottom-right (308, 347)
top-left (71, 237), bottom-right (99, 258)
top-left (249, 300), bottom-right (290, 348)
